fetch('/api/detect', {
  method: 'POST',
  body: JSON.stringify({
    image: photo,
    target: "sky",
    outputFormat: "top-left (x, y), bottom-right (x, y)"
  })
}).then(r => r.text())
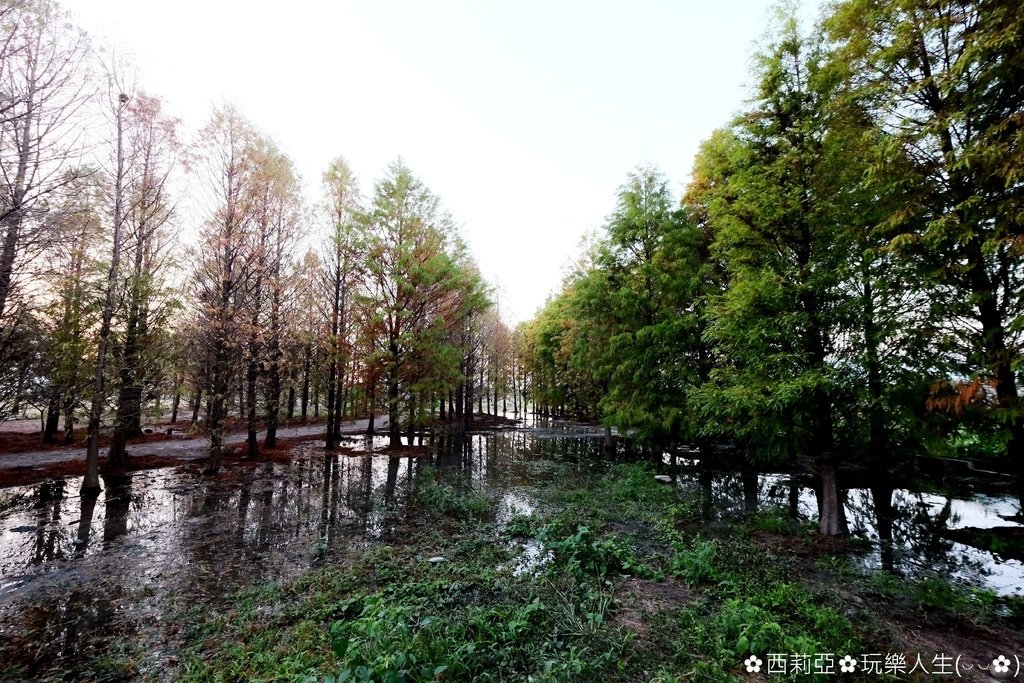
top-left (65, 0), bottom-right (817, 324)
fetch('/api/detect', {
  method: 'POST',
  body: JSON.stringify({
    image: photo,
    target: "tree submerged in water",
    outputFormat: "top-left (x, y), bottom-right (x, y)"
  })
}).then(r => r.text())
top-left (521, 0), bottom-right (1024, 530)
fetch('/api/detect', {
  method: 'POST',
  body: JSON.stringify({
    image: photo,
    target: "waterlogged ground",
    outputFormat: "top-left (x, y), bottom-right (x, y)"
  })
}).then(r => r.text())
top-left (0, 422), bottom-right (1021, 681)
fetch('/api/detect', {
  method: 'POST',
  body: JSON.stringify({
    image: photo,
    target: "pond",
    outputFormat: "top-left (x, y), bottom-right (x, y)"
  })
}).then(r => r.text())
top-left (0, 422), bottom-right (1021, 678)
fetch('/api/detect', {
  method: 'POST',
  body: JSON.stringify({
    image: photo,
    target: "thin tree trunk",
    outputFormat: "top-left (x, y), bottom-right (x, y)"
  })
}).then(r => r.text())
top-left (406, 394), bottom-right (416, 440)
top-left (42, 394), bottom-right (60, 444)
top-left (478, 365), bottom-right (484, 414)
top-left (63, 395), bottom-right (75, 445)
top-left (191, 386), bottom-right (202, 426)
top-left (365, 382), bottom-right (376, 435)
top-left (246, 340), bottom-right (259, 459)
top-left (171, 380), bottom-right (181, 424)
top-left (0, 64), bottom-right (36, 321)
top-left (300, 341), bottom-right (311, 419)
top-left (388, 363), bottom-right (401, 448)
top-left (84, 95), bottom-right (129, 495)
top-left (265, 356), bottom-right (281, 448)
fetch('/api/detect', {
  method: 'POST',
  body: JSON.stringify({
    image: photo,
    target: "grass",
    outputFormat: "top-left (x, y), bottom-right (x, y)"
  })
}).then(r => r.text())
top-left (164, 461), bottom-right (1018, 682)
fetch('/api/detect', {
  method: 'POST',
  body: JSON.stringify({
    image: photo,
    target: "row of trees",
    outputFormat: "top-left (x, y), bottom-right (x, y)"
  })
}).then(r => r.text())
top-left (521, 0), bottom-right (1024, 531)
top-left (0, 1), bottom-right (515, 494)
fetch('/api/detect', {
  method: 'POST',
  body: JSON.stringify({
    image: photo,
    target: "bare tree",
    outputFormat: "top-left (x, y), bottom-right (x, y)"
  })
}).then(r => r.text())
top-left (192, 105), bottom-right (257, 472)
top-left (0, 1), bottom-right (89, 321)
top-left (321, 156), bottom-right (360, 449)
top-left (107, 92), bottom-right (180, 466)
top-left (82, 86), bottom-right (130, 495)
top-left (239, 138), bottom-right (301, 457)
top-left (262, 158), bottom-right (303, 448)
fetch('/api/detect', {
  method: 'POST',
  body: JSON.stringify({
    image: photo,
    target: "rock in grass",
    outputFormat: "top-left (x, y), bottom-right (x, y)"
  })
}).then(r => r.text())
top-left (654, 475), bottom-right (672, 483)
top-left (428, 556), bottom-right (447, 564)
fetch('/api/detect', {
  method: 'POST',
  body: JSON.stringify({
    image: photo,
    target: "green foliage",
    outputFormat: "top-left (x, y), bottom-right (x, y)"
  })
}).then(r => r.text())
top-left (357, 160), bottom-right (491, 438)
top-left (539, 524), bottom-right (640, 579)
top-left (670, 537), bottom-right (720, 586)
top-left (522, 167), bottom-right (716, 445)
top-left (519, 0), bottom-right (1024, 520)
top-left (948, 425), bottom-right (1008, 460)
top-left (413, 468), bottom-right (492, 521)
top-left (166, 459), bottom-right (1024, 683)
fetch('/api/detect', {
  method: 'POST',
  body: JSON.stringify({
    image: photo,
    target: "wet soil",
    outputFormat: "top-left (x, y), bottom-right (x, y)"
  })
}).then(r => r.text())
top-left (0, 421), bottom-right (1020, 681)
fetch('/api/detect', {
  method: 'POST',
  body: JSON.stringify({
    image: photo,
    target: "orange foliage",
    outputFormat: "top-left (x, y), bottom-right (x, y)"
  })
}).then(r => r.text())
top-left (926, 378), bottom-right (994, 415)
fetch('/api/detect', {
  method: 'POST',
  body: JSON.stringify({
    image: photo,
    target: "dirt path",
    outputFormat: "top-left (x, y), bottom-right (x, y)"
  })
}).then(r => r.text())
top-left (0, 416), bottom-right (387, 470)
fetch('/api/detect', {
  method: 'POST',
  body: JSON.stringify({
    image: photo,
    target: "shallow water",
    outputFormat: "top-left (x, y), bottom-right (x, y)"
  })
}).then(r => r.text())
top-left (0, 423), bottom-right (1021, 678)
top-left (679, 469), bottom-right (1024, 596)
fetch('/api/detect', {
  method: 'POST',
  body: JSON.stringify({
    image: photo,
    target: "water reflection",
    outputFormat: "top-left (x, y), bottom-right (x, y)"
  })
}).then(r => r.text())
top-left (0, 424), bottom-right (1021, 679)
top-left (680, 467), bottom-right (1024, 596)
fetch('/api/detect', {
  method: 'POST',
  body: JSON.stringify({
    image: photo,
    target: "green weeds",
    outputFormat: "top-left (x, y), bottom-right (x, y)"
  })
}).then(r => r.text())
top-left (173, 460), bottom-right (1015, 683)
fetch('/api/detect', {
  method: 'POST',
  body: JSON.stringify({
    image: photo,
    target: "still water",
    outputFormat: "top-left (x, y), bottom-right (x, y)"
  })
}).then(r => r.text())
top-left (0, 423), bottom-right (1020, 678)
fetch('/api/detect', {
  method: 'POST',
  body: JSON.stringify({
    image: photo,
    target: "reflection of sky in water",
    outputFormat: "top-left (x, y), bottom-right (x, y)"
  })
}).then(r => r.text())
top-left (0, 426), bottom-right (1022, 677)
top-left (685, 471), bottom-right (1024, 596)
top-left (913, 492), bottom-right (1020, 530)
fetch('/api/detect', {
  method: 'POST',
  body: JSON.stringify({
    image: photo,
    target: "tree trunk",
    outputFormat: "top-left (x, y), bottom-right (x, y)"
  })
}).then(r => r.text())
top-left (42, 394), bottom-right (60, 444)
top-left (265, 361), bottom-right (281, 449)
top-left (742, 464), bottom-right (759, 514)
top-left (478, 365), bottom-right (484, 414)
top-left (300, 341), bottom-right (311, 419)
top-left (84, 95), bottom-right (129, 495)
top-left (0, 67), bottom-right (35, 321)
top-left (332, 371), bottom-right (344, 441)
top-left (63, 395), bottom-right (75, 445)
top-left (208, 354), bottom-right (228, 472)
top-left (872, 483), bottom-right (895, 572)
top-left (170, 378), bottom-right (181, 424)
top-left (191, 386), bottom-right (203, 426)
top-left (365, 382), bottom-right (376, 435)
top-left (406, 394), bottom-right (416, 441)
top-left (464, 376), bottom-right (474, 433)
top-left (818, 456), bottom-right (847, 535)
top-left (246, 345), bottom-right (259, 459)
top-left (325, 365), bottom-right (338, 450)
top-left (968, 251), bottom-right (1024, 510)
top-left (388, 368), bottom-right (401, 449)
top-left (109, 263), bottom-right (147, 467)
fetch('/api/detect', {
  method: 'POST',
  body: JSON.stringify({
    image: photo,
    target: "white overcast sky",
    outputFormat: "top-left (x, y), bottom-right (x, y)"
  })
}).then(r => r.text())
top-left (65, 0), bottom-right (820, 323)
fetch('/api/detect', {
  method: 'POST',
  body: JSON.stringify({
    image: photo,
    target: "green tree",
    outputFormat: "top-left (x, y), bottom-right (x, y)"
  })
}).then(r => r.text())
top-left (359, 160), bottom-right (487, 448)
top-left (692, 15), bottom-right (856, 534)
top-left (593, 168), bottom-right (712, 450)
top-left (827, 0), bottom-right (1024, 507)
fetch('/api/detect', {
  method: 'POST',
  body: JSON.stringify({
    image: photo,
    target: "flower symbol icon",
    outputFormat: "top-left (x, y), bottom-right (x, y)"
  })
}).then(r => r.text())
top-left (839, 655), bottom-right (858, 673)
top-left (992, 655), bottom-right (1010, 674)
top-left (744, 655), bottom-right (762, 673)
